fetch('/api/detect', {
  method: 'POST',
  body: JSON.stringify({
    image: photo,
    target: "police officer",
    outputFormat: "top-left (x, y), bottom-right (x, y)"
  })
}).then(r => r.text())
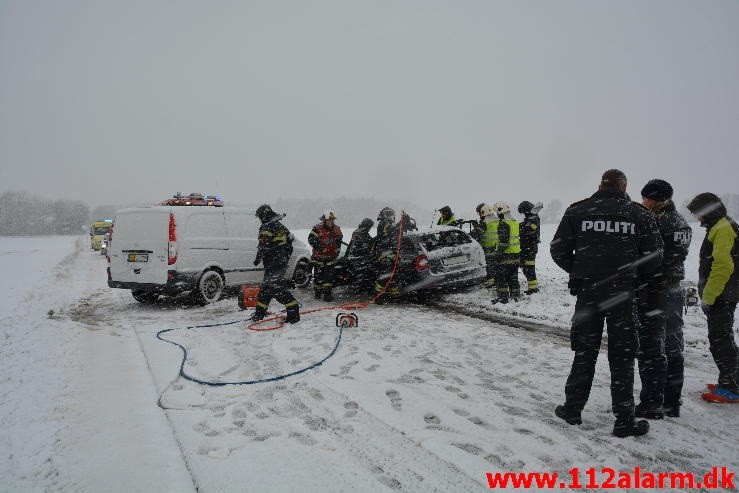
top-left (550, 169), bottom-right (663, 437)
top-left (486, 201), bottom-right (521, 303)
top-left (252, 205), bottom-right (300, 323)
top-left (308, 210), bottom-right (343, 302)
top-left (687, 192), bottom-right (739, 403)
top-left (518, 201), bottom-right (543, 294)
top-left (635, 179), bottom-right (692, 419)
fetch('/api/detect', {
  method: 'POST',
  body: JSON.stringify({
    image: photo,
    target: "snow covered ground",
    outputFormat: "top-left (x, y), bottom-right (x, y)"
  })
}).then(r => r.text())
top-left (1, 225), bottom-right (737, 493)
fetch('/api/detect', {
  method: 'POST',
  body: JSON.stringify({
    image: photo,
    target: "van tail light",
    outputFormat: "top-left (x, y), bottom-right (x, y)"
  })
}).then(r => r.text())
top-left (168, 213), bottom-right (178, 265)
top-left (413, 254), bottom-right (430, 272)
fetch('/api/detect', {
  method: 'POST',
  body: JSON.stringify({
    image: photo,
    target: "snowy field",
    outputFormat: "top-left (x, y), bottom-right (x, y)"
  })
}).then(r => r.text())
top-left (1, 224), bottom-right (738, 493)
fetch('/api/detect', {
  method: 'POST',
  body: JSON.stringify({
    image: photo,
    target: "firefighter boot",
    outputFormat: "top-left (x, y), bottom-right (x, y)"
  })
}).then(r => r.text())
top-left (284, 301), bottom-right (300, 324)
top-left (323, 289), bottom-right (334, 302)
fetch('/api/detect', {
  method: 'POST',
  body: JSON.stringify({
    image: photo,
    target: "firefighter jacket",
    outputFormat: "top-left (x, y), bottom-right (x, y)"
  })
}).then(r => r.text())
top-left (374, 219), bottom-right (399, 252)
top-left (348, 229), bottom-right (374, 257)
top-left (309, 222), bottom-right (343, 260)
top-left (256, 214), bottom-right (294, 269)
top-left (648, 200), bottom-right (691, 281)
top-left (520, 213), bottom-right (541, 256)
top-left (697, 213), bottom-right (739, 305)
top-left (437, 215), bottom-right (458, 226)
top-left (470, 218), bottom-right (486, 243)
top-left (482, 219), bottom-right (521, 254)
top-left (550, 189), bottom-right (663, 281)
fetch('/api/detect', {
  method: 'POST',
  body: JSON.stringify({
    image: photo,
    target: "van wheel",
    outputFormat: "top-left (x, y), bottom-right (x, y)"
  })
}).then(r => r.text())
top-left (292, 261), bottom-right (312, 288)
top-left (132, 290), bottom-right (159, 303)
top-left (193, 270), bottom-right (225, 305)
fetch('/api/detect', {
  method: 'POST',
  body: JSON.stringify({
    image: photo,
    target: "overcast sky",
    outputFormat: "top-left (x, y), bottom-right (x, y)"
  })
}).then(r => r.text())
top-left (1, 0), bottom-right (738, 214)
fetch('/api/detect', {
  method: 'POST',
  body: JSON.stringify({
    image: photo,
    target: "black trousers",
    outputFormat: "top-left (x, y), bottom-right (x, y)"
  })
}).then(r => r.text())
top-left (494, 260), bottom-right (521, 301)
top-left (663, 281), bottom-right (685, 409)
top-left (707, 300), bottom-right (739, 392)
top-left (255, 263), bottom-right (298, 317)
top-left (519, 247), bottom-right (538, 290)
top-left (313, 259), bottom-right (337, 294)
top-left (564, 279), bottom-right (638, 420)
top-left (636, 280), bottom-right (669, 410)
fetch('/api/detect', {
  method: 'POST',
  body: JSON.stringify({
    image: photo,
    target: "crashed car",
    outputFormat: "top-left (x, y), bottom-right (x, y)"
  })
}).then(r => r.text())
top-left (333, 225), bottom-right (487, 297)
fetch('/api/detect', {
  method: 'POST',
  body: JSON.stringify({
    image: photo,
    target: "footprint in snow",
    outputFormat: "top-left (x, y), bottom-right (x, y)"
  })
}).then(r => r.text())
top-left (385, 389), bottom-right (402, 410)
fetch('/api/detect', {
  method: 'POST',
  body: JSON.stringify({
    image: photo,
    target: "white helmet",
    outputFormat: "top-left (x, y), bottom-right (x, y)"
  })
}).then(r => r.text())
top-left (493, 201), bottom-right (510, 215)
top-left (321, 209), bottom-right (336, 221)
top-left (479, 203), bottom-right (495, 217)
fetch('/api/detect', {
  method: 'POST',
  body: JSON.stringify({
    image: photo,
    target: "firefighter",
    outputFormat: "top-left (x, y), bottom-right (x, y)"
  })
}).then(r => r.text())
top-left (486, 201), bottom-right (521, 303)
top-left (437, 206), bottom-right (459, 227)
top-left (477, 203), bottom-right (497, 288)
top-left (252, 205), bottom-right (300, 323)
top-left (308, 210), bottom-right (343, 302)
top-left (373, 207), bottom-right (402, 303)
top-left (518, 201), bottom-right (543, 294)
top-left (469, 203), bottom-right (487, 243)
top-left (347, 218), bottom-right (375, 294)
top-left (551, 169), bottom-right (663, 437)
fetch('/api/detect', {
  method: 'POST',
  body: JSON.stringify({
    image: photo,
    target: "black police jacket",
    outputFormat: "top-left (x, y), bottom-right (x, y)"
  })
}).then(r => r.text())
top-left (649, 201), bottom-right (691, 281)
top-left (550, 189), bottom-right (663, 281)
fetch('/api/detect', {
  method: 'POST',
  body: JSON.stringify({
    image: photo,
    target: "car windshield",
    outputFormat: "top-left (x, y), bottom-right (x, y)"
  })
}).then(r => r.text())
top-left (93, 226), bottom-right (111, 235)
top-left (418, 229), bottom-right (472, 252)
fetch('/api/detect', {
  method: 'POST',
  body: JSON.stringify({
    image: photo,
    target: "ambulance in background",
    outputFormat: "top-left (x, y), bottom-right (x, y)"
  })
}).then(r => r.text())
top-left (90, 219), bottom-right (113, 251)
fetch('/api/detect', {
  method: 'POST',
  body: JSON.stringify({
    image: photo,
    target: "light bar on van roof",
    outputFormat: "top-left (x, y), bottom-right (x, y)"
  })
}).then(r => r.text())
top-left (161, 193), bottom-right (223, 207)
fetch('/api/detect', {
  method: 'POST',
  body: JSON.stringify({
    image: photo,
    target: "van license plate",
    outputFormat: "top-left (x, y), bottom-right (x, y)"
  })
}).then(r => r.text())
top-left (442, 255), bottom-right (466, 267)
top-left (128, 253), bottom-right (148, 263)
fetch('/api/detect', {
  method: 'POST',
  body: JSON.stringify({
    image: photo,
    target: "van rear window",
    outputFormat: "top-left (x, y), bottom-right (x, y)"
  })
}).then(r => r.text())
top-left (113, 213), bottom-right (168, 240)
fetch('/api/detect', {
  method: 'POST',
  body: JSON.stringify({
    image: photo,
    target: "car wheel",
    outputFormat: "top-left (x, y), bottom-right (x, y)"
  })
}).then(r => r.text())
top-left (292, 261), bottom-right (312, 288)
top-left (193, 270), bottom-right (225, 305)
top-left (131, 289), bottom-right (159, 303)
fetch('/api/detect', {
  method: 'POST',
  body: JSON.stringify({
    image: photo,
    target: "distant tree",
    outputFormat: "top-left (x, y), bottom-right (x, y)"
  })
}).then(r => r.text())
top-left (0, 191), bottom-right (89, 236)
top-left (539, 200), bottom-right (563, 224)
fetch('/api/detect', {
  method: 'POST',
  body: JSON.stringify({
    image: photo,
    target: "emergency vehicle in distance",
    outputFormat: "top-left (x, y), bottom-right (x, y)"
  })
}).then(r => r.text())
top-left (160, 192), bottom-right (223, 207)
top-left (89, 219), bottom-right (113, 251)
top-left (106, 193), bottom-right (312, 304)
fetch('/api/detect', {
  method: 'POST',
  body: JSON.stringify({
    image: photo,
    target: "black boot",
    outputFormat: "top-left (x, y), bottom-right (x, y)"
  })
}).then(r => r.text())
top-left (314, 289), bottom-right (322, 300)
top-left (285, 309), bottom-right (300, 324)
top-left (323, 290), bottom-right (334, 302)
top-left (635, 404), bottom-right (664, 420)
top-left (613, 418), bottom-right (649, 438)
top-left (250, 307), bottom-right (267, 322)
top-left (555, 405), bottom-right (582, 425)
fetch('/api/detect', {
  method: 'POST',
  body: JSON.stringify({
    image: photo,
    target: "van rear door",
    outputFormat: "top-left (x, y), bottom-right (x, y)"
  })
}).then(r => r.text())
top-left (108, 209), bottom-right (170, 285)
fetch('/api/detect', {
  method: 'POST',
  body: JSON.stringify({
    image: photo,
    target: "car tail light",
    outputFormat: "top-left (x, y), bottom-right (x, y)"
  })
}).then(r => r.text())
top-left (168, 213), bottom-right (178, 265)
top-left (413, 254), bottom-right (429, 272)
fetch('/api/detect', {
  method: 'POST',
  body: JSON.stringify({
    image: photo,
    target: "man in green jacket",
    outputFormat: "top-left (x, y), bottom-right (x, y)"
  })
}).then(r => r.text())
top-left (687, 193), bottom-right (739, 403)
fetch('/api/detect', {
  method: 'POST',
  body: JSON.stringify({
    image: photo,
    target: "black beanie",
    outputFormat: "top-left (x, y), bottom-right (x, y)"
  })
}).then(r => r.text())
top-left (640, 179), bottom-right (673, 202)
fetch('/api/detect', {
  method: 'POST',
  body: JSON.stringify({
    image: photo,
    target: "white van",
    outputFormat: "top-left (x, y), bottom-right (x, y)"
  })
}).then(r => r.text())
top-left (107, 206), bottom-right (312, 304)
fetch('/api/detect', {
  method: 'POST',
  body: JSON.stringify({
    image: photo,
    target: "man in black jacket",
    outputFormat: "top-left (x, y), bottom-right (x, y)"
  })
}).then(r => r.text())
top-left (635, 179), bottom-right (692, 419)
top-left (550, 169), bottom-right (663, 437)
top-left (252, 205), bottom-right (300, 323)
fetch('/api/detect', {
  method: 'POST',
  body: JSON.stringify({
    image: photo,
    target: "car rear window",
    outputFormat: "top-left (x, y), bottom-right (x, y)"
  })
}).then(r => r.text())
top-left (418, 230), bottom-right (472, 251)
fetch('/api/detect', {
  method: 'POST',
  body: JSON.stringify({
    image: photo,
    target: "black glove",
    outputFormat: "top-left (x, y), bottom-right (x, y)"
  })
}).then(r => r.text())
top-left (701, 302), bottom-right (711, 316)
top-left (253, 259), bottom-right (260, 266)
top-left (568, 278), bottom-right (582, 296)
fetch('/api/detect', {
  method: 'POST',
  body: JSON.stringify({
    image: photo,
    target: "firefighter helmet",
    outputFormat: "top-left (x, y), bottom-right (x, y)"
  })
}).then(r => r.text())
top-left (320, 209), bottom-right (336, 221)
top-left (518, 201), bottom-right (534, 214)
top-left (255, 204), bottom-right (274, 221)
top-left (479, 203), bottom-right (495, 217)
top-left (378, 207), bottom-right (395, 221)
top-left (493, 201), bottom-right (510, 215)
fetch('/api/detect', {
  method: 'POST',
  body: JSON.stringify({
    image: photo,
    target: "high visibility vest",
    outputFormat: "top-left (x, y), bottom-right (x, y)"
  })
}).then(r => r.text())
top-left (481, 219), bottom-right (521, 254)
top-left (438, 216), bottom-right (457, 226)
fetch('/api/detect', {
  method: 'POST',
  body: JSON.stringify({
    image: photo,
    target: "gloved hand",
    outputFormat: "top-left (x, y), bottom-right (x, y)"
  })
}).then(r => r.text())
top-left (701, 302), bottom-right (712, 316)
top-left (253, 257), bottom-right (262, 266)
top-left (568, 278), bottom-right (582, 296)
